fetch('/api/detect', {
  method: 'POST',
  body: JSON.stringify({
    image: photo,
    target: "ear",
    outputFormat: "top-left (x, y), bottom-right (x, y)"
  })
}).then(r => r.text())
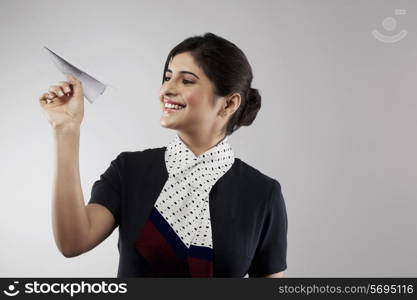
top-left (219, 93), bottom-right (241, 117)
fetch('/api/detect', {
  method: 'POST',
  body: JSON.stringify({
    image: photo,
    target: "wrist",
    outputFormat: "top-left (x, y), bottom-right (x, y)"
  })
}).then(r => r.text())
top-left (53, 123), bottom-right (81, 136)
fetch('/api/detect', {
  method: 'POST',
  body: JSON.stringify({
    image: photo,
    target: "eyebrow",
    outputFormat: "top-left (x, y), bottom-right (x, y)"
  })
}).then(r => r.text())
top-left (166, 69), bottom-right (200, 80)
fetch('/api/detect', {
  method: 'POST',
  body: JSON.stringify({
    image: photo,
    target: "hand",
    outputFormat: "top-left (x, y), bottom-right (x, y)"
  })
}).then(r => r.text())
top-left (39, 74), bottom-right (84, 130)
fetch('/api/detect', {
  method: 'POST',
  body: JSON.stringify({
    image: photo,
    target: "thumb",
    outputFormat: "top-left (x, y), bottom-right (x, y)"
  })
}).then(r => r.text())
top-left (66, 73), bottom-right (83, 98)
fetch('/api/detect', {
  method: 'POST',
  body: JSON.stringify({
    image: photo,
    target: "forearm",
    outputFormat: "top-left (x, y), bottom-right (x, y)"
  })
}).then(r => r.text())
top-left (51, 126), bottom-right (89, 257)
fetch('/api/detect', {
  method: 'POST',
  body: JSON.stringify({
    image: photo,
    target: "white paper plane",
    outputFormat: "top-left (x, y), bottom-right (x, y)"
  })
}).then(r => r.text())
top-left (44, 46), bottom-right (106, 103)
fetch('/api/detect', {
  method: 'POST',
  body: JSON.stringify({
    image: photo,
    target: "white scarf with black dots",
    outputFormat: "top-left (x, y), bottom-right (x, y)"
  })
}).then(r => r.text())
top-left (154, 134), bottom-right (235, 249)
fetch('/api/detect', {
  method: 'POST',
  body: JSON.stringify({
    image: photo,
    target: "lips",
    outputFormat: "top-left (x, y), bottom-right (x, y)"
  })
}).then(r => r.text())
top-left (164, 98), bottom-right (186, 107)
top-left (163, 107), bottom-right (184, 113)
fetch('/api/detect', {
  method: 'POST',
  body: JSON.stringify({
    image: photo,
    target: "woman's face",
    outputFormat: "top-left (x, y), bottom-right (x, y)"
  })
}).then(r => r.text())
top-left (159, 52), bottom-right (226, 136)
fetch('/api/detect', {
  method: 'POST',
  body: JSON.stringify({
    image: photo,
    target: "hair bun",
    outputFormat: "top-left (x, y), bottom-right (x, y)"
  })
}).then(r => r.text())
top-left (237, 87), bottom-right (261, 127)
top-left (248, 87), bottom-right (257, 102)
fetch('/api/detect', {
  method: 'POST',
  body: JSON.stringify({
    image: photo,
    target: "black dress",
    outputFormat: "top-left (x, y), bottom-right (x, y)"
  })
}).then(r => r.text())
top-left (88, 147), bottom-right (288, 277)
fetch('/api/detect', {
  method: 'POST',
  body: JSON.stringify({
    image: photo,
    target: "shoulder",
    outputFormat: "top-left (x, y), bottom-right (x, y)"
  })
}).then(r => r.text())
top-left (232, 158), bottom-right (281, 188)
top-left (118, 146), bottom-right (166, 163)
top-left (229, 158), bottom-right (283, 202)
top-left (109, 147), bottom-right (166, 175)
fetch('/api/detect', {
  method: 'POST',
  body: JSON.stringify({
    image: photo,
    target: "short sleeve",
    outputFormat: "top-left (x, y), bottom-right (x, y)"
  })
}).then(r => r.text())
top-left (248, 179), bottom-right (288, 277)
top-left (88, 152), bottom-right (125, 227)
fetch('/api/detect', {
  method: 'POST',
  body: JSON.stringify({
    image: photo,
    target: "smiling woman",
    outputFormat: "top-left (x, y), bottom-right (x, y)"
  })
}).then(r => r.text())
top-left (158, 33), bottom-right (262, 144)
top-left (43, 32), bottom-right (287, 278)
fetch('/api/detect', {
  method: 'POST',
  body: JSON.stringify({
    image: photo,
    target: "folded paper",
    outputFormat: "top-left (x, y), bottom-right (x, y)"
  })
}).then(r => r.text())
top-left (44, 46), bottom-right (106, 103)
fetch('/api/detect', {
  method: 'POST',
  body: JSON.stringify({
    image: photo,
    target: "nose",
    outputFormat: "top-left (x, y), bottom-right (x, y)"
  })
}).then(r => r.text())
top-left (160, 77), bottom-right (179, 98)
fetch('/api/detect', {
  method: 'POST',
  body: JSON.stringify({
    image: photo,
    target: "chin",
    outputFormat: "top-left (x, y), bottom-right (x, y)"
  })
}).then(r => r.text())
top-left (159, 120), bottom-right (169, 128)
top-left (160, 118), bottom-right (177, 130)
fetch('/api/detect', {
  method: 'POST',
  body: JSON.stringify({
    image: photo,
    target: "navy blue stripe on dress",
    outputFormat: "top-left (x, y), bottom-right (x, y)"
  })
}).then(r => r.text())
top-left (135, 206), bottom-right (214, 277)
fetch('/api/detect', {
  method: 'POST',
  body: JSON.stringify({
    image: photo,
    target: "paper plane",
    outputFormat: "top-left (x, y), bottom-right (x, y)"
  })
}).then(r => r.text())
top-left (44, 46), bottom-right (106, 103)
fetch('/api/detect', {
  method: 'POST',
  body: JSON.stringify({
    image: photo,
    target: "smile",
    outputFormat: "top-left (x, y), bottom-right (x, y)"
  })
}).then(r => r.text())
top-left (163, 102), bottom-right (186, 112)
top-left (163, 107), bottom-right (185, 113)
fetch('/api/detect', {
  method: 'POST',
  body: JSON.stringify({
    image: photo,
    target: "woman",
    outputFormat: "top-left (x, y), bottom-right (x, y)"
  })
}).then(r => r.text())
top-left (39, 32), bottom-right (288, 278)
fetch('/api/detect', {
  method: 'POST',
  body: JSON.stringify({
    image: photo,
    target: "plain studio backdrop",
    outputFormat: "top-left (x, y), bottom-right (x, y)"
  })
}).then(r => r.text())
top-left (0, 0), bottom-right (416, 277)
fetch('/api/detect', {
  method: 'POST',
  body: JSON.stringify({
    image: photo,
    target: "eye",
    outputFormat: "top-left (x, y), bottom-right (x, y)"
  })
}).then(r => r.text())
top-left (163, 76), bottom-right (193, 85)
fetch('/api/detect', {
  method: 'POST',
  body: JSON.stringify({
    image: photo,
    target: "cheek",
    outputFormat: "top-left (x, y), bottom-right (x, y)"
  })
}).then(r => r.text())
top-left (183, 89), bottom-right (201, 106)
top-left (184, 89), bottom-right (215, 111)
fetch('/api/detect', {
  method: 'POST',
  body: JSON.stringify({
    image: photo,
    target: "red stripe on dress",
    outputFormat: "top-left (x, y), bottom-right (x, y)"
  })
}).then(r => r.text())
top-left (135, 219), bottom-right (189, 277)
top-left (187, 256), bottom-right (213, 277)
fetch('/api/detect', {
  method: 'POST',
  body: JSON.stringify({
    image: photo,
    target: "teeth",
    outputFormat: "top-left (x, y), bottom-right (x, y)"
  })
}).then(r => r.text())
top-left (165, 103), bottom-right (185, 110)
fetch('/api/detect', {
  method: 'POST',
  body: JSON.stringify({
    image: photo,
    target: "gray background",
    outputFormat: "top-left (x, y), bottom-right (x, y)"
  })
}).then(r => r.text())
top-left (0, 0), bottom-right (416, 277)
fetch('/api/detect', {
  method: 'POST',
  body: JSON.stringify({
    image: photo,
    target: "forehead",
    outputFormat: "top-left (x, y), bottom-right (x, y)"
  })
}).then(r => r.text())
top-left (167, 52), bottom-right (201, 74)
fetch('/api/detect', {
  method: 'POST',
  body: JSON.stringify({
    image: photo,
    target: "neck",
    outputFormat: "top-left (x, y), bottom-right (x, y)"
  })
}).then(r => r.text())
top-left (177, 131), bottom-right (226, 157)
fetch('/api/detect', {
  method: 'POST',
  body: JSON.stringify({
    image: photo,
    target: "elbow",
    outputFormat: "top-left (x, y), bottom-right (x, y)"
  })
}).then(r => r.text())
top-left (54, 234), bottom-right (88, 258)
top-left (60, 248), bottom-right (82, 258)
top-left (57, 243), bottom-right (84, 258)
top-left (61, 250), bottom-right (81, 258)
top-left (264, 271), bottom-right (284, 278)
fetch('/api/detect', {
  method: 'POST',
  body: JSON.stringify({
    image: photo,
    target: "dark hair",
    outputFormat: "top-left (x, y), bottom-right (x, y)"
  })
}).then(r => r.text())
top-left (162, 32), bottom-right (261, 136)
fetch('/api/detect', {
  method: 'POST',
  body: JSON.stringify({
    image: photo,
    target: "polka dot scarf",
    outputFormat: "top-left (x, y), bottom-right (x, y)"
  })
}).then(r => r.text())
top-left (154, 134), bottom-right (235, 249)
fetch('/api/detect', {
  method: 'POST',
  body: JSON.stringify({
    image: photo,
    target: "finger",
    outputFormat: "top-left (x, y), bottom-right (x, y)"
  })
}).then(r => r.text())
top-left (66, 73), bottom-right (79, 86)
top-left (39, 92), bottom-right (61, 107)
top-left (49, 85), bottom-right (65, 97)
top-left (66, 73), bottom-right (77, 82)
top-left (45, 91), bottom-right (57, 99)
top-left (39, 92), bottom-right (50, 106)
top-left (66, 73), bottom-right (83, 97)
top-left (57, 81), bottom-right (72, 94)
top-left (41, 92), bottom-right (57, 101)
